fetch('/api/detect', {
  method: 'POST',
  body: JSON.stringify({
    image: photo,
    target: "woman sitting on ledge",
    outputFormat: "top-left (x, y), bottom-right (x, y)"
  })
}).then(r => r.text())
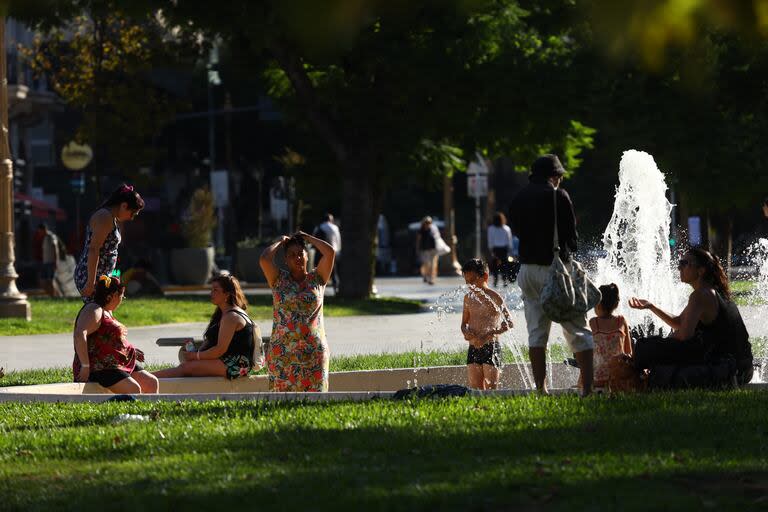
top-left (73, 275), bottom-right (158, 394)
top-left (629, 247), bottom-right (753, 385)
top-left (153, 274), bottom-right (261, 380)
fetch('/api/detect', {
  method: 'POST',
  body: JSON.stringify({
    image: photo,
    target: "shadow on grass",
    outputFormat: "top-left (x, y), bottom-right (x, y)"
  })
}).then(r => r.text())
top-left (3, 392), bottom-right (768, 510)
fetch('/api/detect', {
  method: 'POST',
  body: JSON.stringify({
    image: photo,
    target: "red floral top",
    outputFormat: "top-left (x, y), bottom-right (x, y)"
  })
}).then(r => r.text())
top-left (73, 310), bottom-right (137, 380)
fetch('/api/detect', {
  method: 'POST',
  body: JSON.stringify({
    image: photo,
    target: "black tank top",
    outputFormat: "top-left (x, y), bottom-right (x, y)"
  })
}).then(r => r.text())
top-left (697, 292), bottom-right (752, 362)
top-left (204, 309), bottom-right (255, 361)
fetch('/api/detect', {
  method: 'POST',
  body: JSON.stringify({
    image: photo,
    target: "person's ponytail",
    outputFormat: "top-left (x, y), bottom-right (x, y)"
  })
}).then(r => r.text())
top-left (690, 247), bottom-right (731, 300)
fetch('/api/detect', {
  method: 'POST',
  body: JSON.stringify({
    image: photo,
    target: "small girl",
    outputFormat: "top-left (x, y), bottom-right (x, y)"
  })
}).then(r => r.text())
top-left (589, 283), bottom-right (633, 388)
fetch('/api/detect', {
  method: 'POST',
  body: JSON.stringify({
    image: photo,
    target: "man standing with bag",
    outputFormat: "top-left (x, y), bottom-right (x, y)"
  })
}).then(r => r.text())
top-left (509, 155), bottom-right (594, 396)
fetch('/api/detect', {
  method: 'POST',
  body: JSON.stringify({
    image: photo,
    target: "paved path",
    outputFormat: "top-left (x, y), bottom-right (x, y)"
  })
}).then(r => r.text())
top-left (1, 275), bottom-right (767, 371)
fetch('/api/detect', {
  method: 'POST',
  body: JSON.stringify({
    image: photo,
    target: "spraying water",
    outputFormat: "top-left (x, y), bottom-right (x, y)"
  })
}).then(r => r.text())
top-left (596, 150), bottom-right (687, 330)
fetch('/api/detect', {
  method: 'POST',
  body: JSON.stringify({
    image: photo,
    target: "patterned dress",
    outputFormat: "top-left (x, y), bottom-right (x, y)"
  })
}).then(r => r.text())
top-left (268, 269), bottom-right (329, 391)
top-left (72, 310), bottom-right (137, 381)
top-left (591, 315), bottom-right (630, 386)
top-left (74, 213), bottom-right (121, 301)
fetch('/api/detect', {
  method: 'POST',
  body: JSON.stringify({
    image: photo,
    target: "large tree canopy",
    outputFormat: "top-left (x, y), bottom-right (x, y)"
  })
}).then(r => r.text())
top-left (13, 0), bottom-right (595, 297)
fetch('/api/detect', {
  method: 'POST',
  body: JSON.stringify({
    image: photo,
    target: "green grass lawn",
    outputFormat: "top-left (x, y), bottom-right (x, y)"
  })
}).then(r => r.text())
top-left (0, 295), bottom-right (423, 336)
top-left (732, 279), bottom-right (763, 306)
top-left (1, 391), bottom-right (767, 510)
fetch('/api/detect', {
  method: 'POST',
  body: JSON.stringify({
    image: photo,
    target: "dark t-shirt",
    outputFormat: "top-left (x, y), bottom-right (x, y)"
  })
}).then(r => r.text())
top-left (508, 181), bottom-right (578, 265)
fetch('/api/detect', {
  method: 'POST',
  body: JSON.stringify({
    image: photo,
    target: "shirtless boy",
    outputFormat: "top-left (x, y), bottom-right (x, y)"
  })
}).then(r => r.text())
top-left (461, 258), bottom-right (513, 389)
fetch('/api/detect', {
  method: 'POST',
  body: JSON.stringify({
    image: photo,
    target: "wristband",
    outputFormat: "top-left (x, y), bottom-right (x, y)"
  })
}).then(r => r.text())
top-left (81, 364), bottom-right (90, 368)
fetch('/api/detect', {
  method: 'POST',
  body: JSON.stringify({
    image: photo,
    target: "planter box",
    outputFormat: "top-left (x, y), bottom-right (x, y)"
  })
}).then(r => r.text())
top-left (170, 247), bottom-right (214, 285)
top-left (236, 247), bottom-right (267, 283)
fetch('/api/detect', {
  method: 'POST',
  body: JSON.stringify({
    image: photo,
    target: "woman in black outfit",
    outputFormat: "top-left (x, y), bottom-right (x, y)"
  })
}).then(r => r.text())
top-left (153, 274), bottom-right (262, 379)
top-left (629, 247), bottom-right (753, 385)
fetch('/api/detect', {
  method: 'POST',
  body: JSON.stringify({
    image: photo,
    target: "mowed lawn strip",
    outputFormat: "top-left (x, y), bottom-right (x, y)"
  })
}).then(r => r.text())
top-left (0, 295), bottom-right (424, 336)
top-left (0, 391), bottom-right (767, 510)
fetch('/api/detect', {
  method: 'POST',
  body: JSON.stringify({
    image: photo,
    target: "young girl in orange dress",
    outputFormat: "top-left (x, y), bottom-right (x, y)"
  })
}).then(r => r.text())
top-left (589, 283), bottom-right (633, 388)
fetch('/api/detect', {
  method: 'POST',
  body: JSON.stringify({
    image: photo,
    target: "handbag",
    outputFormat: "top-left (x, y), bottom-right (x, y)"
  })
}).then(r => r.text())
top-left (540, 188), bottom-right (601, 322)
top-left (435, 236), bottom-right (451, 256)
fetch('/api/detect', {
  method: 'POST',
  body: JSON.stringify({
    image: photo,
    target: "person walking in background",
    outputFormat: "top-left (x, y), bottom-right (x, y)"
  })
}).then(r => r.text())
top-left (313, 213), bottom-right (342, 293)
top-left (36, 224), bottom-right (60, 296)
top-left (74, 184), bottom-right (144, 301)
top-left (416, 216), bottom-right (439, 285)
top-left (509, 154), bottom-right (594, 396)
top-left (487, 212), bottom-right (514, 287)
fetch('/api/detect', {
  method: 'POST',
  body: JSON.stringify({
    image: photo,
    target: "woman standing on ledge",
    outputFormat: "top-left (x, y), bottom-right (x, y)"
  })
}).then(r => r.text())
top-left (74, 184), bottom-right (144, 301)
top-left (260, 232), bottom-right (335, 391)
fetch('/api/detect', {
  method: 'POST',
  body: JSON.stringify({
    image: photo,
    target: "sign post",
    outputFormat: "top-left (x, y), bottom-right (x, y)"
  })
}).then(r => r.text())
top-left (467, 154), bottom-right (489, 258)
top-left (210, 169), bottom-right (229, 251)
top-left (62, 141), bottom-right (93, 249)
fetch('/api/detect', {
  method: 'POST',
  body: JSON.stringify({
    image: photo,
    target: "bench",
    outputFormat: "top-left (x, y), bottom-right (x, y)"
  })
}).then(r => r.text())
top-left (156, 336), bottom-right (271, 364)
top-left (156, 337), bottom-right (271, 347)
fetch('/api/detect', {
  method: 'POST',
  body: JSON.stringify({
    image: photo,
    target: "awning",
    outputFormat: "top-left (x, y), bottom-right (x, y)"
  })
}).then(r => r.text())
top-left (14, 192), bottom-right (67, 222)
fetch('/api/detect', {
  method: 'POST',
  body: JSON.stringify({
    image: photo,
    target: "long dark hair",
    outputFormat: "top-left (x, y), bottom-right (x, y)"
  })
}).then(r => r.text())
top-left (688, 247), bottom-right (731, 300)
top-left (92, 275), bottom-right (125, 307)
top-left (208, 274), bottom-right (248, 327)
top-left (100, 184), bottom-right (144, 212)
top-left (492, 212), bottom-right (506, 227)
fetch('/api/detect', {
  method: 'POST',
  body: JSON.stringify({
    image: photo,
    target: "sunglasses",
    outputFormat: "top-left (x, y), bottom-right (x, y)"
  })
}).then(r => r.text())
top-left (677, 259), bottom-right (693, 269)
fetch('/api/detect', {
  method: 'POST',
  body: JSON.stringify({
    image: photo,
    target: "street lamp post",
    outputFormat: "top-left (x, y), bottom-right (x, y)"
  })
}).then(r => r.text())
top-left (0, 18), bottom-right (30, 320)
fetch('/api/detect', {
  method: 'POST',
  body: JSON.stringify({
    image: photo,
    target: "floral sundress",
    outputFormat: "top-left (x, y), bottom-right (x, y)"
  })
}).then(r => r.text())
top-left (73, 310), bottom-right (137, 381)
top-left (75, 214), bottom-right (121, 301)
top-left (268, 269), bottom-right (329, 391)
top-left (590, 315), bottom-right (630, 386)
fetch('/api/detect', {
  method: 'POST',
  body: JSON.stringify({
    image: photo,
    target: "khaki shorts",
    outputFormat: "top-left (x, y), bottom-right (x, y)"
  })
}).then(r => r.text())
top-left (517, 263), bottom-right (594, 353)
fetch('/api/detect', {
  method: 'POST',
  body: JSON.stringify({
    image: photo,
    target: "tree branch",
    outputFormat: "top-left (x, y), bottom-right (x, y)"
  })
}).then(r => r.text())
top-left (268, 37), bottom-right (348, 163)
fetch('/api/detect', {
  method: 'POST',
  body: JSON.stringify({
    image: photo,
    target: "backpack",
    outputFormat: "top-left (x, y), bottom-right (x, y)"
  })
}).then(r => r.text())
top-left (233, 310), bottom-right (265, 370)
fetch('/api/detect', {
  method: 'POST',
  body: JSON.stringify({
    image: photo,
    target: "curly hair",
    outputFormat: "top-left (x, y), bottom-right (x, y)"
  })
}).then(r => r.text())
top-left (92, 275), bottom-right (126, 307)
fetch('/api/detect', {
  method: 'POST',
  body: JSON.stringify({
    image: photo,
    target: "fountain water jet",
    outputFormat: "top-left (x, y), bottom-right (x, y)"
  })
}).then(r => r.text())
top-left (596, 150), bottom-right (687, 331)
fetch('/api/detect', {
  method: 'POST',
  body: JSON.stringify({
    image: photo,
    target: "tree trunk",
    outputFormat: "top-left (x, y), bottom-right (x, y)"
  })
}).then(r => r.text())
top-left (338, 157), bottom-right (378, 298)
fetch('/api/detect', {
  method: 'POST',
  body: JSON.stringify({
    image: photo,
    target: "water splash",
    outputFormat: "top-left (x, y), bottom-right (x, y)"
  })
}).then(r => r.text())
top-left (596, 150), bottom-right (687, 331)
top-left (430, 284), bottom-right (534, 389)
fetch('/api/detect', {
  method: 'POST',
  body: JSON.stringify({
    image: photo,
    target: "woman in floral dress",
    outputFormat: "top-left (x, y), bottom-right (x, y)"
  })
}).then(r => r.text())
top-left (73, 275), bottom-right (158, 394)
top-left (260, 231), bottom-right (336, 391)
top-left (74, 184), bottom-right (144, 301)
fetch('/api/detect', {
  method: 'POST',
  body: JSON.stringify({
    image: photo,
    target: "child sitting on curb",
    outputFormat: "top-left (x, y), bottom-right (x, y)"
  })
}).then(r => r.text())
top-left (461, 259), bottom-right (513, 390)
top-left (589, 283), bottom-right (633, 389)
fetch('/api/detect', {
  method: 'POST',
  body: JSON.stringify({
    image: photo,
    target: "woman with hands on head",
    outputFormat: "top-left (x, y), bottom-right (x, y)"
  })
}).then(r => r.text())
top-left (73, 275), bottom-right (158, 394)
top-left (260, 231), bottom-right (335, 391)
top-left (629, 247), bottom-right (753, 384)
